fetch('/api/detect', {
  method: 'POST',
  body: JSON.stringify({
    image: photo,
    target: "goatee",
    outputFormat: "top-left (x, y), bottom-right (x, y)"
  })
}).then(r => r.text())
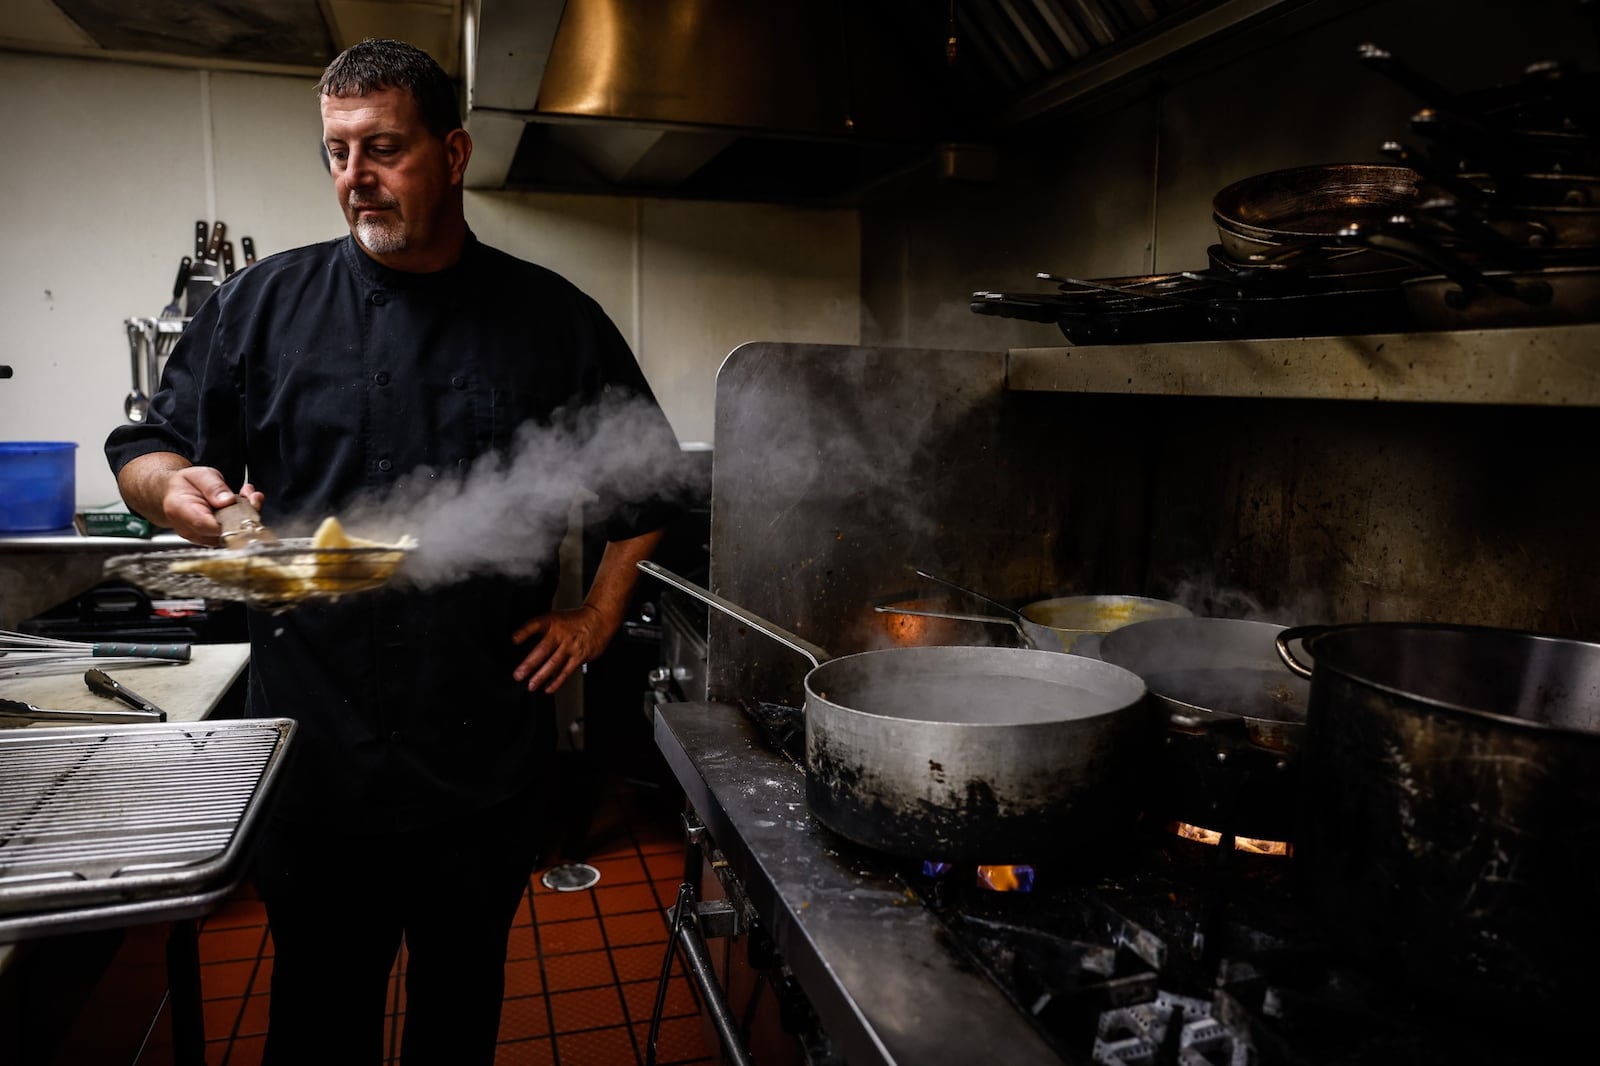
top-left (356, 215), bottom-right (407, 253)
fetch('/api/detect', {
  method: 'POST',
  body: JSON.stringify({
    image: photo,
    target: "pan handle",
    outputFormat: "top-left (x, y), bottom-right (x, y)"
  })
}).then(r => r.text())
top-left (637, 561), bottom-right (830, 668)
top-left (873, 603), bottom-right (1031, 645)
top-left (1033, 272), bottom-right (1212, 309)
top-left (911, 568), bottom-right (1022, 621)
top-left (1274, 625), bottom-right (1326, 679)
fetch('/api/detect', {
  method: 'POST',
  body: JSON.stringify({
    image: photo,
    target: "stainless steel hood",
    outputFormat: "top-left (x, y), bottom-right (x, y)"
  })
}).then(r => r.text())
top-left (465, 0), bottom-right (978, 203)
top-left (463, 0), bottom-right (1306, 204)
top-left (3, 0), bottom-right (1329, 204)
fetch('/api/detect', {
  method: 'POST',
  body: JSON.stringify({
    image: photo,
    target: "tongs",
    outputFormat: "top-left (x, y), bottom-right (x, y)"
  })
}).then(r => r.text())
top-left (0, 699), bottom-right (165, 727)
top-left (85, 667), bottom-right (168, 717)
top-left (0, 667), bottom-right (168, 728)
top-left (103, 499), bottom-right (415, 612)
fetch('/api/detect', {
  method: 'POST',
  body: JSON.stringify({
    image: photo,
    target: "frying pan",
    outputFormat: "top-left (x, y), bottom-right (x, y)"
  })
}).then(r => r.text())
top-left (1212, 163), bottom-right (1424, 264)
top-left (638, 561), bottom-right (1157, 861)
top-left (1095, 617), bottom-right (1310, 841)
top-left (104, 503), bottom-right (414, 612)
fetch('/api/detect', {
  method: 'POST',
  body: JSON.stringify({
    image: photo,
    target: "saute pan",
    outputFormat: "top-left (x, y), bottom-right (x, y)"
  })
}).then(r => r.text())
top-left (638, 561), bottom-right (1156, 862)
top-left (883, 569), bottom-right (1193, 654)
top-left (1096, 617), bottom-right (1309, 840)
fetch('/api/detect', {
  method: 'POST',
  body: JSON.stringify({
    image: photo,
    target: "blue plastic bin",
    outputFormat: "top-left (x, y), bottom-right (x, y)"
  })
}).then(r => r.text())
top-left (0, 442), bottom-right (78, 531)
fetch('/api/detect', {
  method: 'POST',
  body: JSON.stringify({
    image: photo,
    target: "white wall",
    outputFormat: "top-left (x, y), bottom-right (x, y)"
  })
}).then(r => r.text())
top-left (0, 51), bottom-right (860, 512)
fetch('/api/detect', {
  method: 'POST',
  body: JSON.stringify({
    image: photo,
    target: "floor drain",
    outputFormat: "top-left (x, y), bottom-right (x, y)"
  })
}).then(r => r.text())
top-left (540, 862), bottom-right (602, 892)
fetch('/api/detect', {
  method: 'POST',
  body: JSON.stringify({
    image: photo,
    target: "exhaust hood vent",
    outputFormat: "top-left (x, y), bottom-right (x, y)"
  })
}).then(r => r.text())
top-left (3, 0), bottom-right (1286, 204)
top-left (468, 0), bottom-right (982, 204)
top-left (466, 0), bottom-right (1256, 204)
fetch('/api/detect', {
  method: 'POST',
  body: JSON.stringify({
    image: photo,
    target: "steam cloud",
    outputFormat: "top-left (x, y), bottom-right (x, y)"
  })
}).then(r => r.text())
top-left (301, 391), bottom-right (704, 590)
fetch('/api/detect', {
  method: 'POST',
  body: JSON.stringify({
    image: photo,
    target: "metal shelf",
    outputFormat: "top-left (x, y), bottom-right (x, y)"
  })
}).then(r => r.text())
top-left (1005, 323), bottom-right (1600, 406)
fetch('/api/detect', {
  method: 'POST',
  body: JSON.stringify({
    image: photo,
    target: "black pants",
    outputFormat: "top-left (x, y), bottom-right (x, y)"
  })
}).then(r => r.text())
top-left (252, 787), bottom-right (544, 1066)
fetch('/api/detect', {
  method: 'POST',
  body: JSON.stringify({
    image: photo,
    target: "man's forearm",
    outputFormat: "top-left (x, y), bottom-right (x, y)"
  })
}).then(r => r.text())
top-left (585, 529), bottom-right (666, 632)
top-left (116, 452), bottom-right (193, 526)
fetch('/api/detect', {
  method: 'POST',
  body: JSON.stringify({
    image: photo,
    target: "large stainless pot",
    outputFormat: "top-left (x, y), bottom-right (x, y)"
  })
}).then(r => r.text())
top-left (1276, 622), bottom-right (1600, 1018)
top-left (1097, 617), bottom-right (1308, 842)
top-left (640, 562), bottom-right (1156, 862)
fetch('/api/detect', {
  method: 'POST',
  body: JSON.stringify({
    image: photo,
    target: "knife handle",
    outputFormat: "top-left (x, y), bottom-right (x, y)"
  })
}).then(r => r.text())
top-left (217, 498), bottom-right (280, 547)
top-left (206, 221), bottom-right (226, 262)
top-left (172, 257), bottom-right (192, 299)
top-left (195, 220), bottom-right (209, 258)
top-left (91, 642), bottom-right (191, 662)
top-left (222, 241), bottom-right (236, 277)
top-left (241, 236), bottom-right (257, 265)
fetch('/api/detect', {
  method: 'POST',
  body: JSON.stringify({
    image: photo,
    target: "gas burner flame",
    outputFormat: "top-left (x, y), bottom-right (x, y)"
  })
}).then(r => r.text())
top-left (1172, 822), bottom-right (1291, 856)
top-left (918, 861), bottom-right (1037, 891)
top-left (977, 864), bottom-right (1035, 892)
top-left (883, 610), bottom-right (934, 646)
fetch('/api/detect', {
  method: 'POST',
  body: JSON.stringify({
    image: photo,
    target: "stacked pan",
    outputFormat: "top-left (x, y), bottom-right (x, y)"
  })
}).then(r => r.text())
top-left (1334, 44), bottom-right (1600, 329)
top-left (972, 44), bottom-right (1599, 341)
top-left (970, 163), bottom-right (1430, 344)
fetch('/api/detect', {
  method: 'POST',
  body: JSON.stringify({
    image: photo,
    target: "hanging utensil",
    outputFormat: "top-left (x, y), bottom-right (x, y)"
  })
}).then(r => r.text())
top-left (241, 236), bottom-right (257, 266)
top-left (142, 319), bottom-right (163, 410)
top-left (162, 257), bottom-right (191, 318)
top-left (123, 320), bottom-right (150, 423)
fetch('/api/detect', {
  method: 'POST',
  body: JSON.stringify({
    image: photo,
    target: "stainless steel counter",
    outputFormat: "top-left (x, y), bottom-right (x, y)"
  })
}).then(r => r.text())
top-left (0, 642), bottom-right (250, 725)
top-left (0, 530), bottom-right (193, 631)
top-left (653, 701), bottom-right (1065, 1065)
top-left (0, 531), bottom-right (188, 552)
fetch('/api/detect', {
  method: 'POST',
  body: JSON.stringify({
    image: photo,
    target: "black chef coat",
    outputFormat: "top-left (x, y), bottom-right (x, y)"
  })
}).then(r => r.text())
top-left (106, 232), bottom-right (681, 832)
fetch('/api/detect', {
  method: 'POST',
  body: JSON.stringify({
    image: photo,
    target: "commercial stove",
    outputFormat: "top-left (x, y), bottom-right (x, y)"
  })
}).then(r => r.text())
top-left (651, 338), bottom-right (1600, 1065)
top-left (653, 696), bottom-right (1567, 1066)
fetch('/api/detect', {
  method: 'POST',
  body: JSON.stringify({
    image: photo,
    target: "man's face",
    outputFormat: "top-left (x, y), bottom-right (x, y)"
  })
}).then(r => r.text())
top-left (320, 86), bottom-right (469, 266)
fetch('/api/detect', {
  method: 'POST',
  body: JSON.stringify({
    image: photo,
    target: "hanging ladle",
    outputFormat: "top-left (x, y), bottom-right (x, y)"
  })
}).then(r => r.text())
top-left (123, 321), bottom-right (149, 423)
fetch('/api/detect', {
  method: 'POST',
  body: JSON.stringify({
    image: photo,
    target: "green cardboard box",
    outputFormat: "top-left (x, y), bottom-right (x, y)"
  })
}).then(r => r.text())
top-left (75, 509), bottom-right (153, 538)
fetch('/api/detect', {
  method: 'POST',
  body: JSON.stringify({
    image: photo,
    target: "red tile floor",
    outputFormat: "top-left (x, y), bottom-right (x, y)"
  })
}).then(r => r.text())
top-left (193, 776), bottom-right (713, 1066)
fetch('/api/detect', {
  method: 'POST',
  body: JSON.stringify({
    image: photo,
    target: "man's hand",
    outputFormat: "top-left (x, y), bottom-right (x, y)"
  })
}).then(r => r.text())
top-left (511, 604), bottom-right (618, 694)
top-left (116, 452), bottom-right (265, 546)
top-left (509, 528), bottom-right (663, 694)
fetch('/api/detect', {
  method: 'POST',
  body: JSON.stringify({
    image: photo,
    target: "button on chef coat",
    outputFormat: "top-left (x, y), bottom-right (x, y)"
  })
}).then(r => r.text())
top-left (107, 233), bottom-right (682, 832)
